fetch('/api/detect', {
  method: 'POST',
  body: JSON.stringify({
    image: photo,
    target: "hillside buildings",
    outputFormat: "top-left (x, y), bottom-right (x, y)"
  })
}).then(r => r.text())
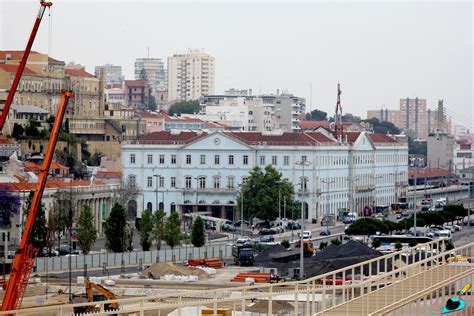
top-left (167, 49), bottom-right (215, 102)
top-left (122, 130), bottom-right (408, 222)
top-left (94, 64), bottom-right (124, 84)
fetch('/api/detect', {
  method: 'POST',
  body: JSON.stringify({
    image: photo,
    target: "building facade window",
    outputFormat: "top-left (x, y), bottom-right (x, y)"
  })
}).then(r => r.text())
top-left (198, 176), bottom-right (206, 189)
top-left (228, 155), bottom-right (234, 165)
top-left (213, 176), bottom-right (220, 189)
top-left (159, 155), bottom-right (165, 164)
top-left (147, 176), bottom-right (152, 188)
top-left (129, 175), bottom-right (136, 187)
top-left (186, 154), bottom-right (192, 164)
top-left (260, 156), bottom-right (265, 165)
top-left (243, 155), bottom-right (248, 165)
top-left (171, 155), bottom-right (177, 164)
top-left (200, 154), bottom-right (206, 165)
top-left (214, 154), bottom-right (220, 165)
top-left (159, 176), bottom-right (165, 187)
top-left (272, 155), bottom-right (277, 165)
top-left (301, 155), bottom-right (307, 163)
top-left (147, 154), bottom-right (153, 164)
top-left (284, 156), bottom-right (289, 166)
top-left (185, 176), bottom-right (192, 188)
top-left (227, 177), bottom-right (235, 189)
top-left (170, 177), bottom-right (176, 188)
top-left (300, 176), bottom-right (308, 190)
top-left (147, 202), bottom-right (152, 211)
top-left (130, 154), bottom-right (136, 164)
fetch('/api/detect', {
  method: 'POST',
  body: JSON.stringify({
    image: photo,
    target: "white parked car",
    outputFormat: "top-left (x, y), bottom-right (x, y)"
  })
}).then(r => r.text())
top-left (298, 231), bottom-right (312, 239)
top-left (235, 236), bottom-right (252, 245)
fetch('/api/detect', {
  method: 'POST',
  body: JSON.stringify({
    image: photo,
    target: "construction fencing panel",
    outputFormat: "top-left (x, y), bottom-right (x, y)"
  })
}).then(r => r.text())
top-left (34, 243), bottom-right (232, 272)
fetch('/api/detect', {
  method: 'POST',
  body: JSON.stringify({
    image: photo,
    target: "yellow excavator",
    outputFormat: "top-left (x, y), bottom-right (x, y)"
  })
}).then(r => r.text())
top-left (73, 278), bottom-right (118, 314)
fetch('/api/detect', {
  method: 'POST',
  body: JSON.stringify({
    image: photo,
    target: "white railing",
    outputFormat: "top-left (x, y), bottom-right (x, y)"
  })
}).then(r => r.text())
top-left (4, 238), bottom-right (469, 315)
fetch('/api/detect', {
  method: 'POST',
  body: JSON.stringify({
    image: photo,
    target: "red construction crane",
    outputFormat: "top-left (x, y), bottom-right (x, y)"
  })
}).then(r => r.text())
top-left (1, 90), bottom-right (74, 311)
top-left (0, 0), bottom-right (52, 131)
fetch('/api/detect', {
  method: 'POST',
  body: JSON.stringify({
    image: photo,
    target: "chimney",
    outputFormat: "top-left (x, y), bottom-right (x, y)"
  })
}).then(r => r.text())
top-left (99, 67), bottom-right (105, 116)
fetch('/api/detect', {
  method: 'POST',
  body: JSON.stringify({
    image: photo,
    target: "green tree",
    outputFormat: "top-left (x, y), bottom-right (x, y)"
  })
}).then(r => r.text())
top-left (152, 209), bottom-right (166, 250)
top-left (408, 137), bottom-right (427, 156)
top-left (238, 165), bottom-right (296, 221)
top-left (24, 118), bottom-right (40, 138)
top-left (319, 241), bottom-right (328, 250)
top-left (363, 117), bottom-right (401, 135)
top-left (140, 209), bottom-right (154, 251)
top-left (164, 212), bottom-right (181, 249)
top-left (168, 100), bottom-right (200, 116)
top-left (330, 238), bottom-right (342, 246)
top-left (23, 191), bottom-right (47, 250)
top-left (51, 193), bottom-right (70, 248)
top-left (371, 238), bottom-right (381, 249)
top-left (280, 239), bottom-right (290, 249)
top-left (104, 203), bottom-right (127, 252)
top-left (11, 123), bottom-right (24, 139)
top-left (191, 216), bottom-right (205, 247)
top-left (394, 241), bottom-right (403, 251)
top-left (305, 109), bottom-right (328, 121)
top-left (64, 117), bottom-right (70, 134)
top-left (77, 205), bottom-right (97, 255)
top-left (341, 113), bottom-right (361, 123)
top-left (444, 204), bottom-right (467, 223)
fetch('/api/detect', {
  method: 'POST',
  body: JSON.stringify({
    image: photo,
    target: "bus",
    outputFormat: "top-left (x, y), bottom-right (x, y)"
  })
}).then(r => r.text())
top-left (371, 235), bottom-right (434, 254)
top-left (374, 205), bottom-right (390, 214)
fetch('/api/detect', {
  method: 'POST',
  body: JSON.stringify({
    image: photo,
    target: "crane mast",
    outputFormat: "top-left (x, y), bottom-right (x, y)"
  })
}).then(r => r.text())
top-left (1, 90), bottom-right (73, 311)
top-left (334, 83), bottom-right (344, 140)
top-left (0, 0), bottom-right (52, 131)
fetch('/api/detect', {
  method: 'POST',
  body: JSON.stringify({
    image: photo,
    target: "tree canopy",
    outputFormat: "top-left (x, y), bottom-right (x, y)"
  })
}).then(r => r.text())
top-left (23, 191), bottom-right (47, 250)
top-left (238, 165), bottom-right (297, 221)
top-left (191, 216), bottom-right (206, 247)
top-left (408, 137), bottom-right (427, 156)
top-left (363, 117), bottom-right (401, 135)
top-left (140, 209), bottom-right (154, 251)
top-left (341, 113), bottom-right (361, 123)
top-left (153, 209), bottom-right (166, 250)
top-left (104, 203), bottom-right (127, 252)
top-left (77, 205), bottom-right (97, 255)
top-left (164, 211), bottom-right (181, 249)
top-left (0, 185), bottom-right (20, 228)
top-left (168, 100), bottom-right (200, 116)
top-left (305, 109), bottom-right (327, 121)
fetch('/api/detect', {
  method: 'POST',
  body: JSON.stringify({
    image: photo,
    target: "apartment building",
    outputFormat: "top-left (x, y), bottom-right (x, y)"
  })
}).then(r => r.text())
top-left (94, 64), bottom-right (124, 84)
top-left (64, 67), bottom-right (102, 118)
top-left (167, 49), bottom-right (215, 101)
top-left (124, 80), bottom-right (146, 108)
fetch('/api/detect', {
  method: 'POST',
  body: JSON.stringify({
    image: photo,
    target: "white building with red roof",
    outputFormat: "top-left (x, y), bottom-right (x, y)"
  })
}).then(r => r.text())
top-left (122, 130), bottom-right (408, 222)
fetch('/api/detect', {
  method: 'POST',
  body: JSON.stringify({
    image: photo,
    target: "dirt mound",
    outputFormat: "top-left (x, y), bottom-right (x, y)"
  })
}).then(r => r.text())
top-left (312, 240), bottom-right (380, 261)
top-left (253, 244), bottom-right (287, 265)
top-left (143, 262), bottom-right (209, 280)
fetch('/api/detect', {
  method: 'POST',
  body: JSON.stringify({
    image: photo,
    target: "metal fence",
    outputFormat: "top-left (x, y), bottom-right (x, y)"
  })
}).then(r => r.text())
top-left (34, 243), bottom-right (232, 272)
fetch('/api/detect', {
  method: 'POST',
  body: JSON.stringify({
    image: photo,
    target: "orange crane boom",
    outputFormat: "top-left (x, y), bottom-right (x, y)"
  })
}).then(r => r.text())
top-left (0, 0), bottom-right (52, 131)
top-left (1, 90), bottom-right (74, 311)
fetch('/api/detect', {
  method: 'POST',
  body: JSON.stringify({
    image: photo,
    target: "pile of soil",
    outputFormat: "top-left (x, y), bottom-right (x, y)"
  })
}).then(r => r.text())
top-left (143, 262), bottom-right (209, 280)
top-left (253, 244), bottom-right (287, 265)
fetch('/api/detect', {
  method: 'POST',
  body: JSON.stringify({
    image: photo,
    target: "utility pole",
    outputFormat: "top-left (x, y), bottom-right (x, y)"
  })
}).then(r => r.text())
top-left (410, 158), bottom-right (419, 235)
top-left (295, 160), bottom-right (311, 280)
top-left (322, 178), bottom-right (335, 232)
top-left (239, 183), bottom-right (245, 237)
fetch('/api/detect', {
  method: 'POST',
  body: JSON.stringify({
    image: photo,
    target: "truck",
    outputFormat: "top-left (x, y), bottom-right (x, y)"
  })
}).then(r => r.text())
top-left (232, 244), bottom-right (254, 266)
top-left (295, 239), bottom-right (315, 257)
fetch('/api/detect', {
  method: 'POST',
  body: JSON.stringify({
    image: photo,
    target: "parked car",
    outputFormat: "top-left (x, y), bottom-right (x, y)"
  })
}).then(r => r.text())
top-left (401, 210), bottom-right (409, 217)
top-left (235, 236), bottom-right (252, 245)
top-left (343, 215), bottom-right (356, 224)
top-left (269, 227), bottom-right (281, 235)
top-left (287, 221), bottom-right (301, 230)
top-left (319, 228), bottom-right (331, 236)
top-left (421, 206), bottom-right (429, 212)
top-left (298, 231), bottom-right (312, 239)
top-left (395, 213), bottom-right (402, 219)
top-left (221, 223), bottom-right (236, 232)
top-left (259, 228), bottom-right (272, 235)
top-left (259, 235), bottom-right (275, 243)
top-left (39, 247), bottom-right (59, 257)
top-left (55, 244), bottom-right (79, 256)
top-left (374, 214), bottom-right (384, 221)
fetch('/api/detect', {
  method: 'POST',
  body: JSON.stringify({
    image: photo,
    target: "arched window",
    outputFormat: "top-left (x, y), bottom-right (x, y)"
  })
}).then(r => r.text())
top-left (159, 202), bottom-right (164, 211)
top-left (170, 203), bottom-right (176, 213)
top-left (127, 200), bottom-right (137, 219)
top-left (147, 202), bottom-right (152, 212)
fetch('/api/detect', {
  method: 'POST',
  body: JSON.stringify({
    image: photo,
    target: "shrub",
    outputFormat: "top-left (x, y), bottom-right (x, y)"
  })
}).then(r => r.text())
top-left (280, 239), bottom-right (290, 249)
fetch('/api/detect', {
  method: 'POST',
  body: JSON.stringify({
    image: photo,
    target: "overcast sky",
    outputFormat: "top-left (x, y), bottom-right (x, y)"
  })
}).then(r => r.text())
top-left (1, 1), bottom-right (473, 128)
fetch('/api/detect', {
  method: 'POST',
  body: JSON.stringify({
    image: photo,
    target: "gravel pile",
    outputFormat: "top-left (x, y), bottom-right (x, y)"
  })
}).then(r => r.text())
top-left (253, 244), bottom-right (287, 265)
top-left (143, 262), bottom-right (209, 280)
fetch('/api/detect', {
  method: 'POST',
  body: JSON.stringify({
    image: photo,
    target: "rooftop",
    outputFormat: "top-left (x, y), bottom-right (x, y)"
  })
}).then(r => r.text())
top-left (299, 120), bottom-right (330, 130)
top-left (124, 80), bottom-right (146, 87)
top-left (0, 64), bottom-right (36, 74)
top-left (11, 104), bottom-right (49, 114)
top-left (408, 167), bottom-right (449, 179)
top-left (65, 68), bottom-right (96, 78)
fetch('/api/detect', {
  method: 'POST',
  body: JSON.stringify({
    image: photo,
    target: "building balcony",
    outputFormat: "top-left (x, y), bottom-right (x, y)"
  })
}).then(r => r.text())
top-left (356, 185), bottom-right (375, 192)
top-left (183, 187), bottom-right (238, 194)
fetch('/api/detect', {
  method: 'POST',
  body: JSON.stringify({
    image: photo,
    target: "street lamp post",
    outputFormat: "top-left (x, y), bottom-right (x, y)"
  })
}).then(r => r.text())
top-left (238, 183), bottom-right (245, 237)
top-left (410, 157), bottom-right (421, 235)
top-left (153, 174), bottom-right (160, 211)
top-left (295, 160), bottom-right (311, 280)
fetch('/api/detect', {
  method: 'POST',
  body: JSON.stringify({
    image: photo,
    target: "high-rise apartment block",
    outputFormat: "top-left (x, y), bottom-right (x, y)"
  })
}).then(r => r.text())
top-left (94, 64), bottom-right (124, 84)
top-left (134, 58), bottom-right (166, 88)
top-left (167, 49), bottom-right (215, 101)
top-left (367, 97), bottom-right (451, 140)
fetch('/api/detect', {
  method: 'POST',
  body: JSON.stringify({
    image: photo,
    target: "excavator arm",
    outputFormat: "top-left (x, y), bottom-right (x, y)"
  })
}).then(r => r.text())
top-left (84, 278), bottom-right (119, 309)
top-left (0, 90), bottom-right (73, 311)
top-left (0, 0), bottom-right (52, 131)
